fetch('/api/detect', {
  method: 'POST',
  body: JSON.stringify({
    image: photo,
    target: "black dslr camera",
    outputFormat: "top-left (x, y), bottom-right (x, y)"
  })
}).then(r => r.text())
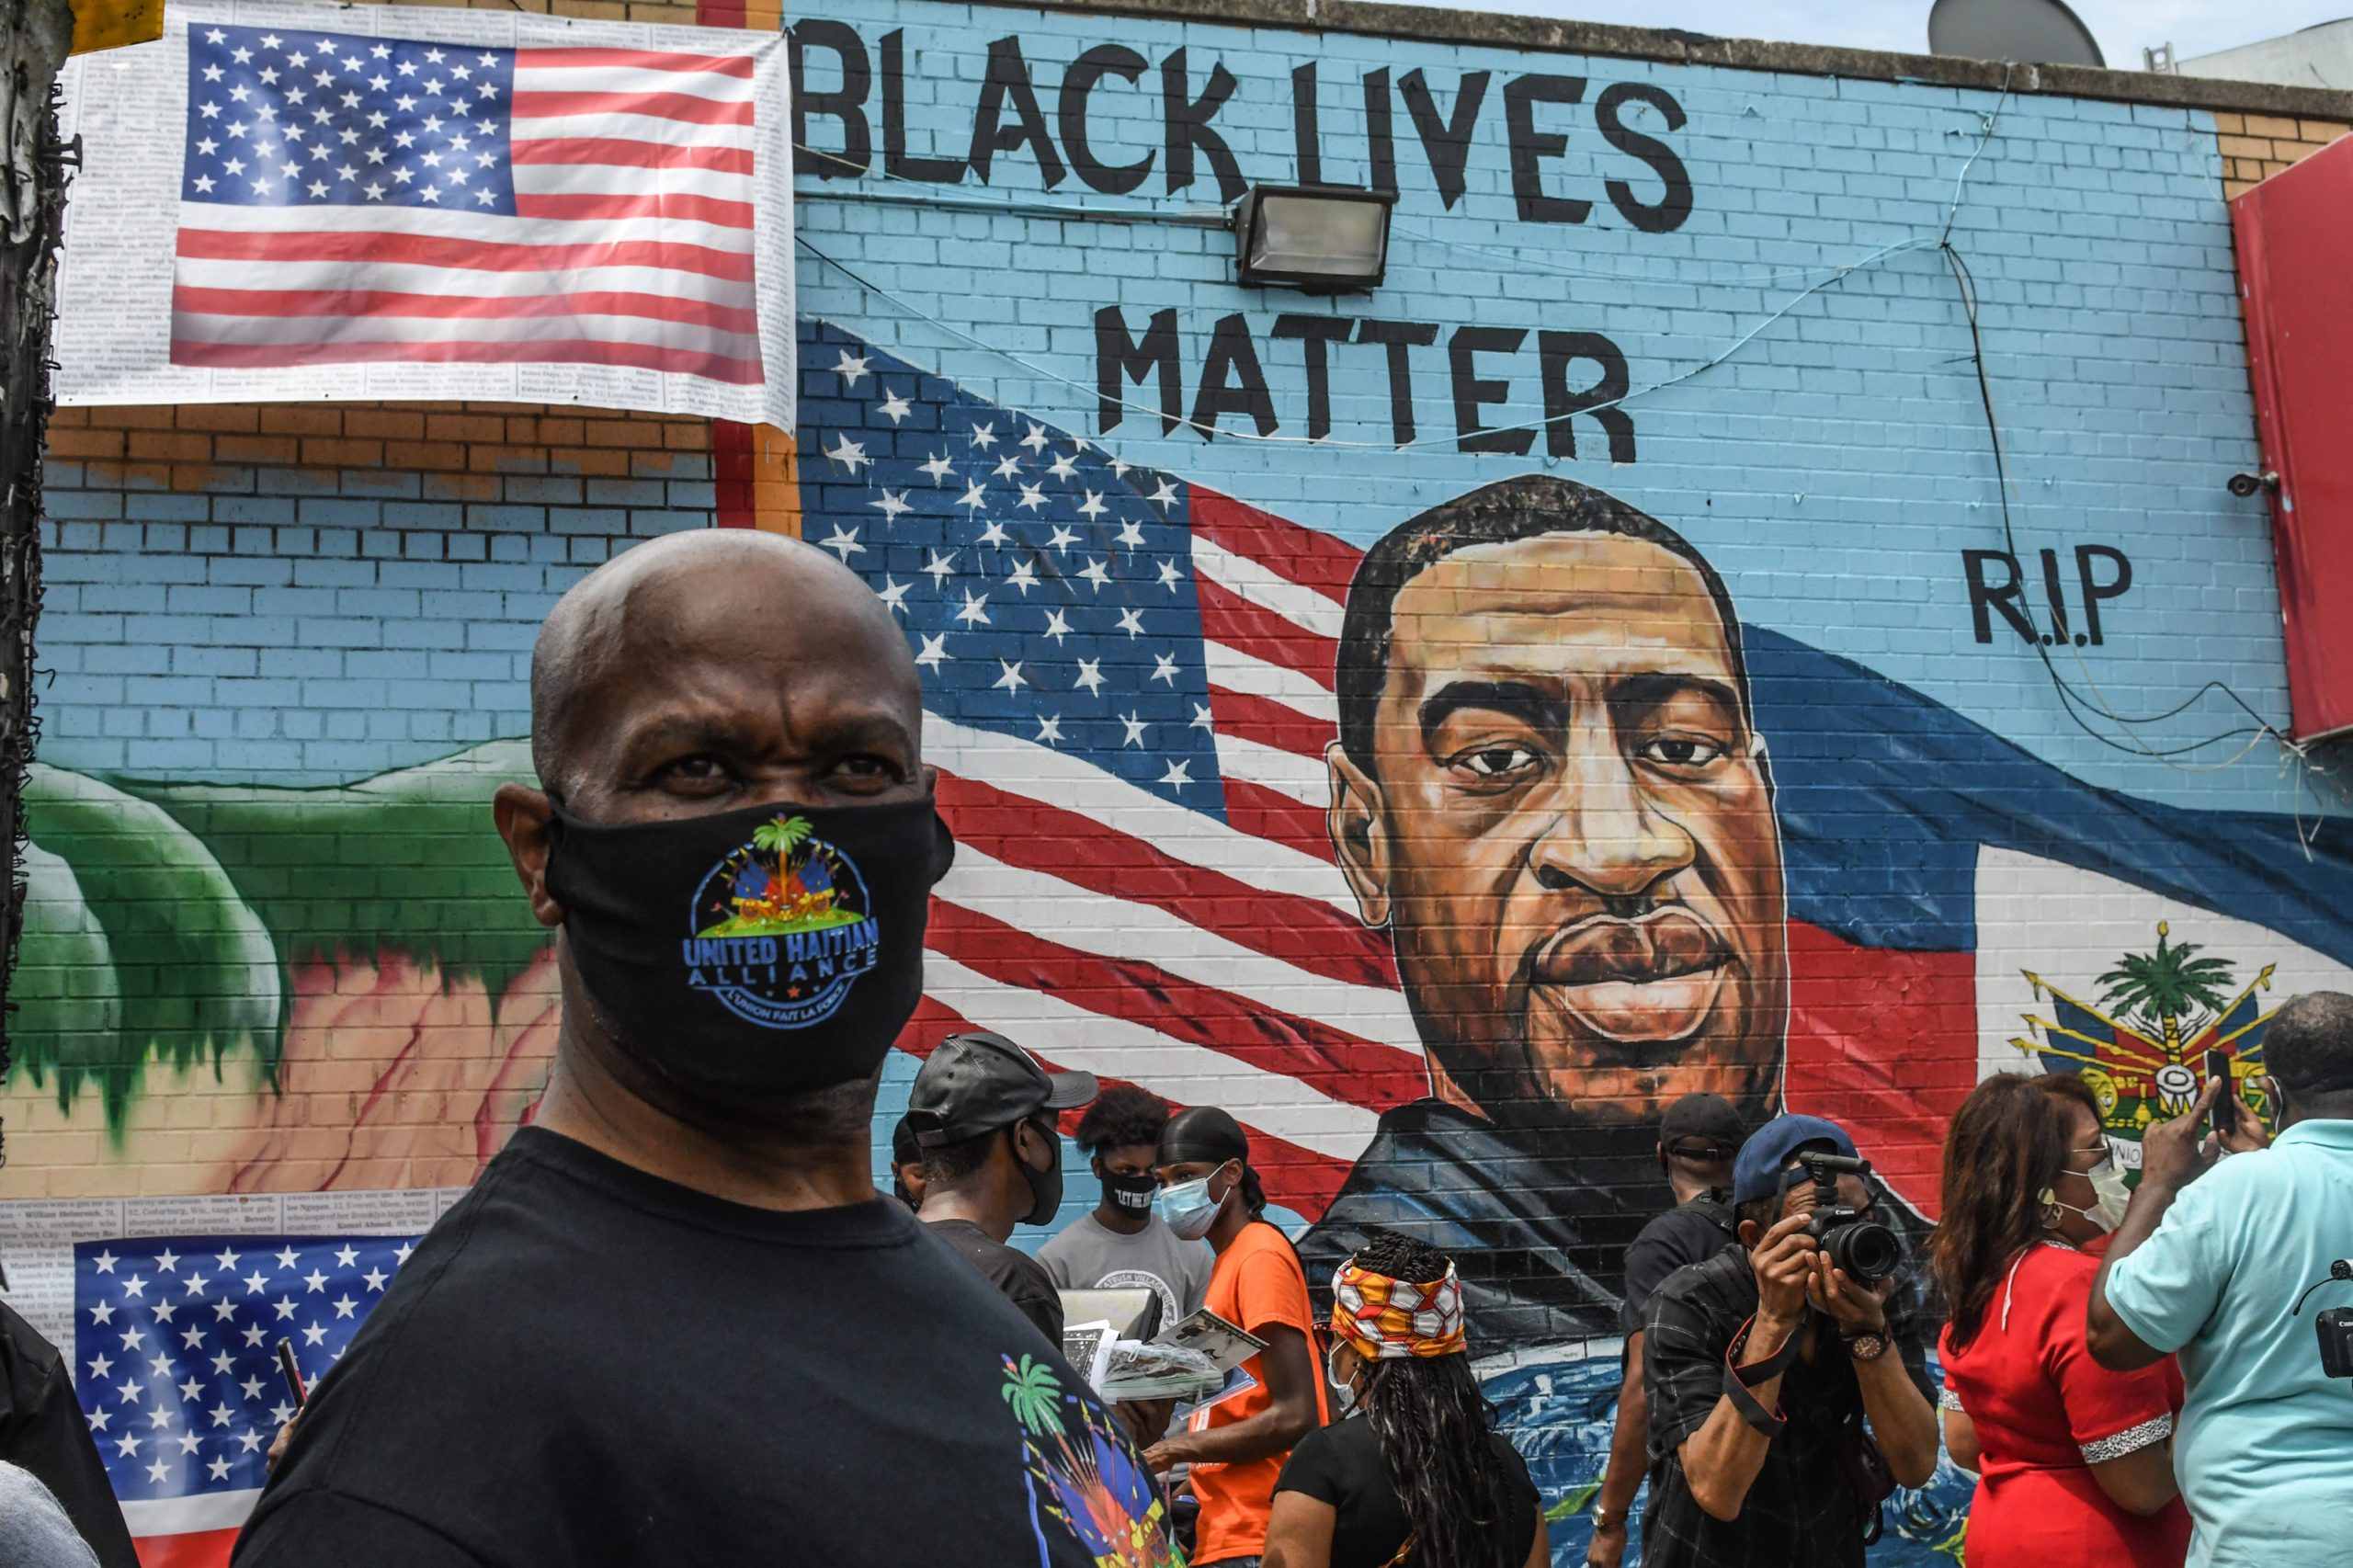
top-left (1795, 1150), bottom-right (1901, 1285)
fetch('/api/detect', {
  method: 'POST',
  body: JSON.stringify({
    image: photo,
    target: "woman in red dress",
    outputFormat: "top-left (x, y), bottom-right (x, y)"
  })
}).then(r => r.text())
top-left (1929, 1074), bottom-right (2190, 1567)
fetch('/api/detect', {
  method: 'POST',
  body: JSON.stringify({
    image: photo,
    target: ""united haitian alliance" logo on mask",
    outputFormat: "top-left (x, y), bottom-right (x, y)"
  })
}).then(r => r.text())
top-left (682, 813), bottom-right (881, 1028)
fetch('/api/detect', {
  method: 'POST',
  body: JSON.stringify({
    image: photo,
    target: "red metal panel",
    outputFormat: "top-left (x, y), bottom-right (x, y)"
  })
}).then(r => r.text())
top-left (2234, 139), bottom-right (2353, 742)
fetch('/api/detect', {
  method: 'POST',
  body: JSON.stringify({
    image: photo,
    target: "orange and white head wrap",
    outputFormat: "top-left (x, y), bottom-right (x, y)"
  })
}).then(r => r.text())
top-left (1329, 1258), bottom-right (1468, 1360)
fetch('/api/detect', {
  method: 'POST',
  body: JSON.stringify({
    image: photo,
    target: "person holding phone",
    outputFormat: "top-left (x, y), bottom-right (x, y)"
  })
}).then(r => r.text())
top-left (2088, 992), bottom-right (2353, 1566)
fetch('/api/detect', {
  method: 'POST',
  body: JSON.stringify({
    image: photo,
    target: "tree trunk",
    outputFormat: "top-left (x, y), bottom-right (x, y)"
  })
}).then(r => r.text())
top-left (0, 0), bottom-right (74, 1166)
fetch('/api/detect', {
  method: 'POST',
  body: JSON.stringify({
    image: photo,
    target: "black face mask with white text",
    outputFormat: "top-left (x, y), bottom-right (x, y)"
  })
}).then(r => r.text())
top-left (545, 795), bottom-right (953, 1097)
top-left (1096, 1159), bottom-right (1159, 1215)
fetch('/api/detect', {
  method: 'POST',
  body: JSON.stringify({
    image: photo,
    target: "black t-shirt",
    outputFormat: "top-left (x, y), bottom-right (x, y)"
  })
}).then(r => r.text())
top-left (231, 1129), bottom-right (1177, 1568)
top-left (1618, 1192), bottom-right (1736, 1335)
top-left (1273, 1410), bottom-right (1539, 1568)
top-left (924, 1219), bottom-right (1064, 1341)
top-left (1639, 1246), bottom-right (1930, 1568)
top-left (0, 1302), bottom-right (140, 1568)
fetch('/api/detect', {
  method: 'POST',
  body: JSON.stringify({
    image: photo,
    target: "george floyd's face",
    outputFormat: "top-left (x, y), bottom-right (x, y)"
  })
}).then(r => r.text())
top-left (1328, 531), bottom-right (1786, 1131)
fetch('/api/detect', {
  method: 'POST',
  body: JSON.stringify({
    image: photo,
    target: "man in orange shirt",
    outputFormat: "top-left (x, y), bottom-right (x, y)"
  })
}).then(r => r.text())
top-left (1144, 1108), bottom-right (1329, 1567)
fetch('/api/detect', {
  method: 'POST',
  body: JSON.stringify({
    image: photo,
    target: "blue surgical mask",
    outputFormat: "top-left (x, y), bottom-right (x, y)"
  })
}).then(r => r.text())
top-left (1157, 1173), bottom-right (1224, 1240)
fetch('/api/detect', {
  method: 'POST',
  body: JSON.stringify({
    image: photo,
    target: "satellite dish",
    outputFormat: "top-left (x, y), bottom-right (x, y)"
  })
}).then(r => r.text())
top-left (1928, 0), bottom-right (2106, 67)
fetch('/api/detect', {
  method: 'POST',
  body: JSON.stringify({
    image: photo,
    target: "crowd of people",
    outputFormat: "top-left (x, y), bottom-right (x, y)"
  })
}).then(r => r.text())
top-left (0, 530), bottom-right (2347, 1568)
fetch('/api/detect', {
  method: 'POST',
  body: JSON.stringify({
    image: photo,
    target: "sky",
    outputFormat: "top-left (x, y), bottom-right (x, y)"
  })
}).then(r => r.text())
top-left (1422, 1), bottom-right (2353, 70)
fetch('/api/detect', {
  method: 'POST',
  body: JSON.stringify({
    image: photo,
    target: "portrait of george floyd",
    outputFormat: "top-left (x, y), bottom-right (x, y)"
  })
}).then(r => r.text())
top-left (1296, 473), bottom-right (1790, 1350)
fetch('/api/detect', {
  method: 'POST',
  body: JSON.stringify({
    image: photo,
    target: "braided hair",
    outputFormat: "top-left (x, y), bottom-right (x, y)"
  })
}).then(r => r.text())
top-left (1349, 1231), bottom-right (1519, 1568)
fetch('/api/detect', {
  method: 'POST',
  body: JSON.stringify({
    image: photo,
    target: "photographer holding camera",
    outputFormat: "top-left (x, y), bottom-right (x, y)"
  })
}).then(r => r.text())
top-left (2087, 991), bottom-right (2353, 1565)
top-left (1639, 1116), bottom-right (1939, 1568)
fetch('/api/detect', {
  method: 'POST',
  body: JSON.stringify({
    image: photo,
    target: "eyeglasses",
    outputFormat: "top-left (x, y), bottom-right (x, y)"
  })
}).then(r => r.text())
top-left (1665, 1141), bottom-right (1733, 1164)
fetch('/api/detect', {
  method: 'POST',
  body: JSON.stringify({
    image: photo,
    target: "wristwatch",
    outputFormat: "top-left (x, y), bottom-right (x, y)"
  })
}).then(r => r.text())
top-left (1844, 1329), bottom-right (1890, 1362)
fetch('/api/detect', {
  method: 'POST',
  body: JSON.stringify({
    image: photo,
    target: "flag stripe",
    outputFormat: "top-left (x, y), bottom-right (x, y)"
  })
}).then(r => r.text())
top-left (515, 45), bottom-right (756, 77)
top-left (1222, 778), bottom-right (1340, 867)
top-left (169, 334), bottom-right (761, 381)
top-left (173, 256), bottom-right (753, 304)
top-left (928, 903), bottom-right (1427, 1109)
top-left (1210, 686), bottom-right (1341, 761)
top-left (1201, 642), bottom-right (1340, 724)
top-left (512, 189), bottom-right (752, 228)
top-left (1197, 578), bottom-right (1336, 691)
top-left (1191, 536), bottom-right (1347, 642)
top-left (173, 284), bottom-right (757, 332)
top-left (509, 160), bottom-right (750, 201)
top-left (1188, 488), bottom-right (1366, 601)
top-left (173, 308), bottom-right (751, 355)
top-left (941, 846), bottom-right (1423, 1056)
top-left (175, 225), bottom-right (755, 279)
top-left (931, 771), bottom-right (1397, 989)
top-left (508, 88), bottom-right (753, 125)
top-left (507, 136), bottom-right (753, 173)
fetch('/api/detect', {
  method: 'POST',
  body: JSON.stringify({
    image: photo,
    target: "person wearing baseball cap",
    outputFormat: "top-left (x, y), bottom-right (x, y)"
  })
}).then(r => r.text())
top-left (1588, 1094), bottom-right (1746, 1567)
top-left (1633, 1114), bottom-right (1938, 1568)
top-left (908, 1032), bottom-right (1097, 1340)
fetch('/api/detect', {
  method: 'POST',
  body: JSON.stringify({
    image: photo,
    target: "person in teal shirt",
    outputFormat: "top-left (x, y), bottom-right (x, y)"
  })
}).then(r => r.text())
top-left (2087, 990), bottom-right (2353, 1567)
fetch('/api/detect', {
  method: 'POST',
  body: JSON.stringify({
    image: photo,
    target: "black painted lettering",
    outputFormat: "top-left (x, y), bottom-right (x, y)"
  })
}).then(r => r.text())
top-left (1363, 70), bottom-right (1396, 194)
top-left (1399, 69), bottom-right (1489, 211)
top-left (1595, 81), bottom-right (1692, 233)
top-left (2075, 545), bottom-right (2131, 646)
top-left (966, 36), bottom-right (1065, 187)
top-left (1450, 325), bottom-right (1533, 455)
top-left (1962, 551), bottom-right (2036, 644)
top-left (1163, 49), bottom-right (1245, 202)
top-left (1503, 74), bottom-right (1592, 225)
top-left (1292, 62), bottom-right (1325, 185)
top-left (1538, 331), bottom-right (1636, 462)
top-left (1060, 45), bottom-right (1153, 196)
top-left (1191, 314), bottom-right (1279, 439)
top-left (788, 21), bottom-right (870, 179)
top-left (2039, 548), bottom-right (2071, 645)
top-left (1357, 319), bottom-right (1440, 446)
top-left (882, 30), bottom-right (964, 183)
top-left (1272, 314), bottom-right (1356, 440)
top-left (1096, 306), bottom-right (1182, 436)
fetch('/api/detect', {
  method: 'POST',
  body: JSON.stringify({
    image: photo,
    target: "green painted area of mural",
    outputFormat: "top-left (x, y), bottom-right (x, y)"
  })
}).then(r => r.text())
top-left (13, 742), bottom-right (548, 1128)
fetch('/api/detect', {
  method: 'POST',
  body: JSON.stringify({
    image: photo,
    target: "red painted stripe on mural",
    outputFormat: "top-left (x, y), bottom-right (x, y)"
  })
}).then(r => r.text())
top-left (1197, 578), bottom-right (1336, 690)
top-left (900, 995), bottom-right (1353, 1216)
top-left (1188, 486), bottom-right (1365, 602)
top-left (929, 769), bottom-right (1395, 990)
top-left (926, 901), bottom-right (1427, 1109)
top-left (1211, 685), bottom-right (1338, 760)
top-left (1782, 919), bottom-right (1979, 1220)
top-left (712, 421), bottom-right (756, 528)
top-left (1220, 778), bottom-right (1337, 867)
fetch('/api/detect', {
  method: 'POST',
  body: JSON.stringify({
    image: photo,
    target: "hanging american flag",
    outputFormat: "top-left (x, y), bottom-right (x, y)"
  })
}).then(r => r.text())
top-left (75, 1233), bottom-right (421, 1565)
top-left (174, 25), bottom-right (758, 380)
top-left (54, 4), bottom-right (792, 422)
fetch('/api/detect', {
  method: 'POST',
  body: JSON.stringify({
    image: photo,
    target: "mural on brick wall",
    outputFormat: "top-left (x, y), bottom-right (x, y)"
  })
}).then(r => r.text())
top-left (14, 1), bottom-right (2353, 1560)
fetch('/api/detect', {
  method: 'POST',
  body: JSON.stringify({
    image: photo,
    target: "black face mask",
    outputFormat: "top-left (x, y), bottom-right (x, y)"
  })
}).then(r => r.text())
top-left (544, 795), bottom-right (954, 1096)
top-left (1017, 1119), bottom-right (1063, 1226)
top-left (1096, 1158), bottom-right (1158, 1216)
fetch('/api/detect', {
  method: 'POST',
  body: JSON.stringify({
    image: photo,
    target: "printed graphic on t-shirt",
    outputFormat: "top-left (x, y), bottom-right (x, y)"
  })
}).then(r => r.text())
top-left (1001, 1351), bottom-right (1185, 1567)
top-left (1091, 1267), bottom-right (1180, 1329)
top-left (683, 812), bottom-right (880, 1028)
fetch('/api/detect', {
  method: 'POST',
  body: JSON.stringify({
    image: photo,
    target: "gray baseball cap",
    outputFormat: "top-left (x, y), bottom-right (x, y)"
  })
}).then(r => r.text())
top-left (904, 1032), bottom-right (1097, 1147)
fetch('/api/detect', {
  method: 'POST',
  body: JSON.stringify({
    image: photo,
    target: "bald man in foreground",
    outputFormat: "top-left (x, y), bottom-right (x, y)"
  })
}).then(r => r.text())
top-left (233, 533), bottom-right (1183, 1567)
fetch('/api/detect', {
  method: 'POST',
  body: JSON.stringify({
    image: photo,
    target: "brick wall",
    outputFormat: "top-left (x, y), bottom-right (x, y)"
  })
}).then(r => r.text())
top-left (2216, 109), bottom-right (2353, 195)
top-left (13, 2), bottom-right (2353, 1561)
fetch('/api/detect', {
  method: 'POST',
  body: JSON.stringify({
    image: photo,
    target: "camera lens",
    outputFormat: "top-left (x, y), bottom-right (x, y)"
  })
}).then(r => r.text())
top-left (1825, 1221), bottom-right (1901, 1285)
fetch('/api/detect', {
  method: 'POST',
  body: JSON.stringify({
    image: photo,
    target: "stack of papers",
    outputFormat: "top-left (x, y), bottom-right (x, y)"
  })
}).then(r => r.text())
top-left (1075, 1307), bottom-right (1267, 1403)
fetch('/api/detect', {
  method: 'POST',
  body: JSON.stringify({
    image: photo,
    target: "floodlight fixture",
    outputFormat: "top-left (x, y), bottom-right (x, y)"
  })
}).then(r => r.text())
top-left (1231, 185), bottom-right (1396, 291)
